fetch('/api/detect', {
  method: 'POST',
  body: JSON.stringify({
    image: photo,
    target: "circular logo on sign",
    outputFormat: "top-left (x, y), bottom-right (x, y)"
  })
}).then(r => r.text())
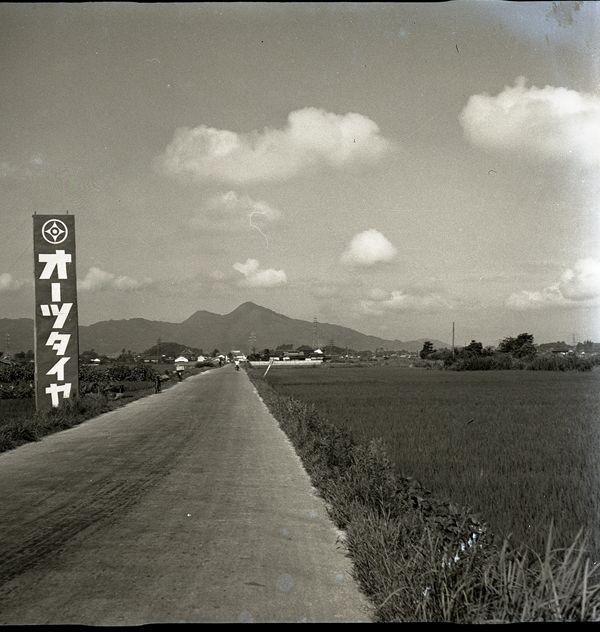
top-left (41, 219), bottom-right (68, 245)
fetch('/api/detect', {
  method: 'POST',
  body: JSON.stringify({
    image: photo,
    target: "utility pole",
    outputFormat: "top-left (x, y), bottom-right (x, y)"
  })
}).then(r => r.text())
top-left (156, 337), bottom-right (161, 365)
top-left (249, 331), bottom-right (256, 356)
top-left (452, 322), bottom-right (455, 358)
top-left (3, 333), bottom-right (10, 359)
top-left (312, 316), bottom-right (319, 349)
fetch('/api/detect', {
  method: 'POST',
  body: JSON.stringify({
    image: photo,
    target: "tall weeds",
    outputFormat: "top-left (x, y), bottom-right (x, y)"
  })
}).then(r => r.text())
top-left (0, 394), bottom-right (109, 453)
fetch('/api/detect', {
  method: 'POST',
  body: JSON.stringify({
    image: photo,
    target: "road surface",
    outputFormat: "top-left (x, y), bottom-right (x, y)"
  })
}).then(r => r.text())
top-left (0, 365), bottom-right (371, 623)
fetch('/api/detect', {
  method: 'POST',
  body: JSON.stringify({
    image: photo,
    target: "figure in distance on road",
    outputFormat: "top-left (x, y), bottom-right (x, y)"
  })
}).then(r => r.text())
top-left (235, 359), bottom-right (240, 371)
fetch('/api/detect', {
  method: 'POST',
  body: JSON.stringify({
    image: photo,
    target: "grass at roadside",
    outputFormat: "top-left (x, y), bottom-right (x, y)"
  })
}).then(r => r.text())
top-left (247, 369), bottom-right (600, 622)
top-left (0, 366), bottom-right (213, 454)
top-left (260, 366), bottom-right (600, 556)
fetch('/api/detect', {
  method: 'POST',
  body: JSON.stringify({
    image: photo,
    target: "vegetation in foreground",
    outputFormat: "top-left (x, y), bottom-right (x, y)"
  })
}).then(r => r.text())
top-left (0, 395), bottom-right (111, 453)
top-left (248, 370), bottom-right (600, 622)
top-left (0, 364), bottom-right (212, 453)
top-left (258, 366), bottom-right (600, 557)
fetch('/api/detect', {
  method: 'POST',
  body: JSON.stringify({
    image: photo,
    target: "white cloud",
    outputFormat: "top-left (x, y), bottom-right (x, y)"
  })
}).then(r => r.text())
top-left (367, 287), bottom-right (390, 301)
top-left (159, 107), bottom-right (391, 183)
top-left (460, 77), bottom-right (600, 166)
top-left (0, 273), bottom-right (25, 293)
top-left (341, 229), bottom-right (397, 267)
top-left (559, 257), bottom-right (600, 300)
top-left (506, 258), bottom-right (600, 310)
top-left (360, 287), bottom-right (451, 314)
top-left (232, 258), bottom-right (287, 288)
top-left (191, 191), bottom-right (281, 234)
top-left (505, 285), bottom-right (568, 311)
top-left (79, 267), bottom-right (153, 292)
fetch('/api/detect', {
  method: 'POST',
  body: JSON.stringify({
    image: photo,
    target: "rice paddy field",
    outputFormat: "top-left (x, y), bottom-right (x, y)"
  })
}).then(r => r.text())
top-left (256, 365), bottom-right (600, 558)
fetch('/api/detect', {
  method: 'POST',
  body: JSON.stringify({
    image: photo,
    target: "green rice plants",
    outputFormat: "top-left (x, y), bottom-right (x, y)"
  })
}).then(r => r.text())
top-left (248, 367), bottom-right (600, 621)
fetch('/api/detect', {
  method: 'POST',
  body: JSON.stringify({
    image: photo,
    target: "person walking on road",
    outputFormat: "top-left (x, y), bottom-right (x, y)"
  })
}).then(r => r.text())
top-left (234, 359), bottom-right (240, 371)
top-left (154, 374), bottom-right (162, 393)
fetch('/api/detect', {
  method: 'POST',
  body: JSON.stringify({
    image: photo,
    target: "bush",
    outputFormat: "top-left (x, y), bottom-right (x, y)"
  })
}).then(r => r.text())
top-left (0, 381), bottom-right (34, 399)
top-left (0, 364), bottom-right (34, 383)
top-left (528, 354), bottom-right (594, 372)
top-left (449, 353), bottom-right (516, 371)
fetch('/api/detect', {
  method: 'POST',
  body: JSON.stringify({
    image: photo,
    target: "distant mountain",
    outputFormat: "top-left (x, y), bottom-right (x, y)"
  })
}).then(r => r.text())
top-left (0, 302), bottom-right (449, 355)
top-left (0, 318), bottom-right (34, 356)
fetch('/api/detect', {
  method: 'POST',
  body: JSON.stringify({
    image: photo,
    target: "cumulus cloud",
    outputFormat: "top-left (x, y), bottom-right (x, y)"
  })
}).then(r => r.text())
top-left (460, 77), bottom-right (600, 166)
top-left (79, 267), bottom-right (153, 292)
top-left (505, 285), bottom-right (567, 311)
top-left (506, 258), bottom-right (600, 310)
top-left (191, 191), bottom-right (281, 243)
top-left (360, 286), bottom-right (451, 315)
top-left (559, 257), bottom-right (600, 300)
top-left (232, 258), bottom-right (287, 288)
top-left (158, 107), bottom-right (391, 183)
top-left (0, 273), bottom-right (25, 293)
top-left (341, 229), bottom-right (397, 267)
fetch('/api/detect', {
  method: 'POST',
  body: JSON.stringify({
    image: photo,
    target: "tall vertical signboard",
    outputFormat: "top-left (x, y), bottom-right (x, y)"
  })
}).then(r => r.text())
top-left (33, 215), bottom-right (79, 411)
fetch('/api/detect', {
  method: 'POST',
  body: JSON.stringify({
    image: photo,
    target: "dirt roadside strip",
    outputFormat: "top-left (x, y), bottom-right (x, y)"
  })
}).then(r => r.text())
top-left (0, 364), bottom-right (371, 623)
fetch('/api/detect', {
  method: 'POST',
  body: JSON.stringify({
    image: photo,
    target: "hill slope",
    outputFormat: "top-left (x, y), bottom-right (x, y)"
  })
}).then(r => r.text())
top-left (0, 302), bottom-right (448, 355)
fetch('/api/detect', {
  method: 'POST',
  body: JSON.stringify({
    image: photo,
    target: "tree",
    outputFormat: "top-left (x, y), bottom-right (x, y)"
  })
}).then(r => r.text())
top-left (14, 350), bottom-right (34, 363)
top-left (211, 348), bottom-right (220, 357)
top-left (116, 348), bottom-right (135, 364)
top-left (514, 341), bottom-right (537, 359)
top-left (578, 340), bottom-right (595, 353)
top-left (420, 341), bottom-right (435, 359)
top-left (464, 340), bottom-right (483, 356)
top-left (80, 349), bottom-right (99, 363)
top-left (276, 343), bottom-right (294, 351)
top-left (498, 333), bottom-right (536, 358)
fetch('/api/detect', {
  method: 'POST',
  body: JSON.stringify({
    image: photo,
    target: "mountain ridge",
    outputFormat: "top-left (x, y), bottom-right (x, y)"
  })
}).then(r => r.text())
top-left (0, 302), bottom-right (449, 355)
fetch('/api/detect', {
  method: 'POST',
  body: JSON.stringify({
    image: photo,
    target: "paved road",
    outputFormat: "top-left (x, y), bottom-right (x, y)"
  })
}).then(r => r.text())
top-left (0, 366), bottom-right (371, 623)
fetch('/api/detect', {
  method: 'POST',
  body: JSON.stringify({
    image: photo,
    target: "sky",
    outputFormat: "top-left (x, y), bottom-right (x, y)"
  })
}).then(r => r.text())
top-left (1, 1), bottom-right (599, 346)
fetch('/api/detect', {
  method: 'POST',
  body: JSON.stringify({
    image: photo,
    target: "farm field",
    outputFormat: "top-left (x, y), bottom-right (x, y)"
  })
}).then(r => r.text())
top-left (253, 365), bottom-right (600, 557)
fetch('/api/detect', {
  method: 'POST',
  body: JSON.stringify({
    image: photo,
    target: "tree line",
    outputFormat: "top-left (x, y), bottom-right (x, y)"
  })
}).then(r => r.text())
top-left (420, 333), bottom-right (600, 371)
